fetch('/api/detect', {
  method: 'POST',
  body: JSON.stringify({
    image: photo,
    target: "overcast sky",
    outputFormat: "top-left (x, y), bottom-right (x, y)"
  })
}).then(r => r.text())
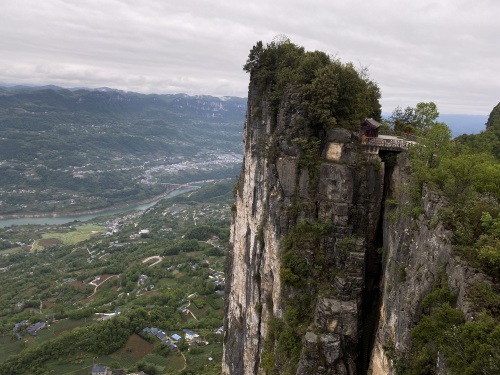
top-left (1, 0), bottom-right (499, 115)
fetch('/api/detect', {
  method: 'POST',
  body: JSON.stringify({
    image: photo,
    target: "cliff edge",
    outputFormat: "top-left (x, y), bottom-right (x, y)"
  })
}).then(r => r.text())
top-left (223, 39), bottom-right (384, 375)
top-left (223, 39), bottom-right (498, 375)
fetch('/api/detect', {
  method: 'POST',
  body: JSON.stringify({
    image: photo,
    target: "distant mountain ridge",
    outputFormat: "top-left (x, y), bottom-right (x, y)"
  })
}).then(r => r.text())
top-left (0, 85), bottom-right (246, 122)
top-left (0, 85), bottom-right (246, 215)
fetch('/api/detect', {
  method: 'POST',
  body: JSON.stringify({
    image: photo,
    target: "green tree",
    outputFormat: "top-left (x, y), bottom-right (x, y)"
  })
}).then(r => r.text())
top-left (390, 105), bottom-right (415, 133)
top-left (243, 38), bottom-right (381, 131)
top-left (389, 101), bottom-right (439, 135)
top-left (413, 102), bottom-right (439, 134)
top-left (437, 152), bottom-right (497, 202)
top-left (408, 121), bottom-right (452, 202)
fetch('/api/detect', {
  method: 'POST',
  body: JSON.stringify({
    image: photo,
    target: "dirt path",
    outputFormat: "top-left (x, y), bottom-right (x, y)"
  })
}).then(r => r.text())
top-left (179, 351), bottom-right (187, 372)
top-left (136, 289), bottom-right (155, 297)
top-left (142, 255), bottom-right (163, 267)
top-left (88, 275), bottom-right (119, 298)
top-left (186, 309), bottom-right (198, 321)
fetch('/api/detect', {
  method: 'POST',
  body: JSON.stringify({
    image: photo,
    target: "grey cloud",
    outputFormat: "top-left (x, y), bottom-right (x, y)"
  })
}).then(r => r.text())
top-left (0, 0), bottom-right (499, 114)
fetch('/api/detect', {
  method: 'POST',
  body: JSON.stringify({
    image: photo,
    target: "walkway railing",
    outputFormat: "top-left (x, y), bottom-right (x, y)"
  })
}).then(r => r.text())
top-left (378, 130), bottom-right (425, 142)
top-left (361, 137), bottom-right (414, 151)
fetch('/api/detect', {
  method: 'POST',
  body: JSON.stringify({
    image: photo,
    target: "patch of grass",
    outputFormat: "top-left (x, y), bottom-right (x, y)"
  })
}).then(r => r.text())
top-left (206, 297), bottom-right (224, 310)
top-left (112, 334), bottom-right (154, 363)
top-left (185, 342), bottom-right (223, 369)
top-left (162, 351), bottom-right (186, 373)
top-left (45, 356), bottom-right (94, 375)
top-left (23, 318), bottom-right (95, 349)
top-left (0, 246), bottom-right (24, 255)
top-left (41, 225), bottom-right (106, 246)
top-left (33, 237), bottom-right (63, 251)
top-left (52, 318), bottom-right (94, 336)
top-left (143, 352), bottom-right (170, 372)
top-left (108, 352), bottom-right (139, 369)
top-left (0, 335), bottom-right (25, 363)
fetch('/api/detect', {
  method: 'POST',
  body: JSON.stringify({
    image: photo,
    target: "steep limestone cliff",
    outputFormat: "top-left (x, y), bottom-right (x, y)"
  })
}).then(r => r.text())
top-left (369, 153), bottom-right (492, 375)
top-left (223, 65), bottom-right (385, 374)
top-left (224, 41), bottom-right (499, 375)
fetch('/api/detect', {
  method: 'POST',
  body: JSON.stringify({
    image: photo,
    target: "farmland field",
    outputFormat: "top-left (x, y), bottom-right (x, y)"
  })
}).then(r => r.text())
top-left (0, 179), bottom-right (233, 374)
top-left (0, 336), bottom-right (25, 363)
top-left (0, 246), bottom-right (23, 255)
top-left (52, 318), bottom-right (94, 335)
top-left (184, 342), bottom-right (223, 372)
top-left (115, 334), bottom-right (154, 360)
top-left (46, 356), bottom-right (94, 375)
top-left (20, 318), bottom-right (94, 348)
top-left (39, 225), bottom-right (106, 246)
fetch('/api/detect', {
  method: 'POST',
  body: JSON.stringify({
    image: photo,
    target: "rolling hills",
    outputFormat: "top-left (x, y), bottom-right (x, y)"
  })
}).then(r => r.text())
top-left (0, 86), bottom-right (246, 216)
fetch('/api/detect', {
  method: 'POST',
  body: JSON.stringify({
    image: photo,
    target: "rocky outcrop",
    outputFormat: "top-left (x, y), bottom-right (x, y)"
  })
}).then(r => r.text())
top-left (369, 153), bottom-right (488, 375)
top-left (223, 74), bottom-right (386, 373)
top-left (224, 48), bottom-right (494, 374)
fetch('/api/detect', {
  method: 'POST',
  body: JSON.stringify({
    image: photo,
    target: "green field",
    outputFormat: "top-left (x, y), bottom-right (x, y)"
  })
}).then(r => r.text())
top-left (0, 335), bottom-right (25, 363)
top-left (35, 225), bottom-right (106, 249)
top-left (46, 356), bottom-right (94, 375)
top-left (52, 318), bottom-right (94, 335)
top-left (20, 319), bottom-right (94, 350)
top-left (164, 352), bottom-right (186, 373)
top-left (185, 342), bottom-right (223, 371)
top-left (0, 246), bottom-right (24, 255)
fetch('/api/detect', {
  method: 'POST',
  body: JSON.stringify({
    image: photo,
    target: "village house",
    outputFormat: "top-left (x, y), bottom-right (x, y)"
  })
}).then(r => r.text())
top-left (182, 329), bottom-right (200, 341)
top-left (27, 321), bottom-right (48, 335)
top-left (171, 333), bottom-right (182, 341)
top-left (142, 327), bottom-right (178, 350)
top-left (91, 364), bottom-right (111, 375)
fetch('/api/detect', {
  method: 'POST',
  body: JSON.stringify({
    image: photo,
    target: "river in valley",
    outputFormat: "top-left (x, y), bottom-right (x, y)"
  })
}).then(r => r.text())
top-left (0, 187), bottom-right (192, 228)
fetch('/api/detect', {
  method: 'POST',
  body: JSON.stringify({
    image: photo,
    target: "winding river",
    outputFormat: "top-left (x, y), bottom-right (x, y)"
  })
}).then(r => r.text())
top-left (0, 187), bottom-right (192, 228)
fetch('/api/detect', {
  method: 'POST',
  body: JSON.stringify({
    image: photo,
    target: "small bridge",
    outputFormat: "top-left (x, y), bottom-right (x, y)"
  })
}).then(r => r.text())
top-left (361, 134), bottom-right (416, 152)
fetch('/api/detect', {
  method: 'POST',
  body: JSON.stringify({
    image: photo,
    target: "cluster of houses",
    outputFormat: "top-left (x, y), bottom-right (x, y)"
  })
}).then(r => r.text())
top-left (137, 273), bottom-right (154, 291)
top-left (13, 320), bottom-right (48, 340)
top-left (91, 364), bottom-right (146, 375)
top-left (129, 229), bottom-right (150, 239)
top-left (139, 155), bottom-right (242, 185)
top-left (142, 327), bottom-right (180, 350)
top-left (103, 213), bottom-right (143, 236)
top-left (142, 326), bottom-right (208, 349)
top-left (209, 270), bottom-right (225, 289)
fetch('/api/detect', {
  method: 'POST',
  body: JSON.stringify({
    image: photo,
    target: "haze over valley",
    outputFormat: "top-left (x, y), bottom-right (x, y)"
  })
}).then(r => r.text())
top-left (0, 85), bottom-right (245, 217)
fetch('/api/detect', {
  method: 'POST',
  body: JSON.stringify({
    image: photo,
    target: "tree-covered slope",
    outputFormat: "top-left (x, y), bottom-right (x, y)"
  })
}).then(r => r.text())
top-left (486, 102), bottom-right (500, 131)
top-left (455, 102), bottom-right (500, 160)
top-left (0, 86), bottom-right (246, 215)
top-left (0, 179), bottom-right (234, 374)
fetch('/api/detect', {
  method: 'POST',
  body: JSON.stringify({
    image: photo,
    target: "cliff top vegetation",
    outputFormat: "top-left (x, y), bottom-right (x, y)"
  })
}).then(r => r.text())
top-left (243, 36), bottom-right (381, 131)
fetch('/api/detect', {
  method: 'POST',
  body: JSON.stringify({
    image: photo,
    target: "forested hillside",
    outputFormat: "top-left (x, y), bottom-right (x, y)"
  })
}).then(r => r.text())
top-left (0, 179), bottom-right (235, 374)
top-left (373, 102), bottom-right (500, 374)
top-left (455, 101), bottom-right (500, 160)
top-left (0, 86), bottom-right (245, 216)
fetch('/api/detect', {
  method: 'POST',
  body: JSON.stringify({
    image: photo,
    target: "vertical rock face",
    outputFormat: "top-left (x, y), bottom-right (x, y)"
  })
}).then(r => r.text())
top-left (223, 76), bottom-right (385, 374)
top-left (224, 42), bottom-right (495, 375)
top-left (369, 153), bottom-right (488, 375)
